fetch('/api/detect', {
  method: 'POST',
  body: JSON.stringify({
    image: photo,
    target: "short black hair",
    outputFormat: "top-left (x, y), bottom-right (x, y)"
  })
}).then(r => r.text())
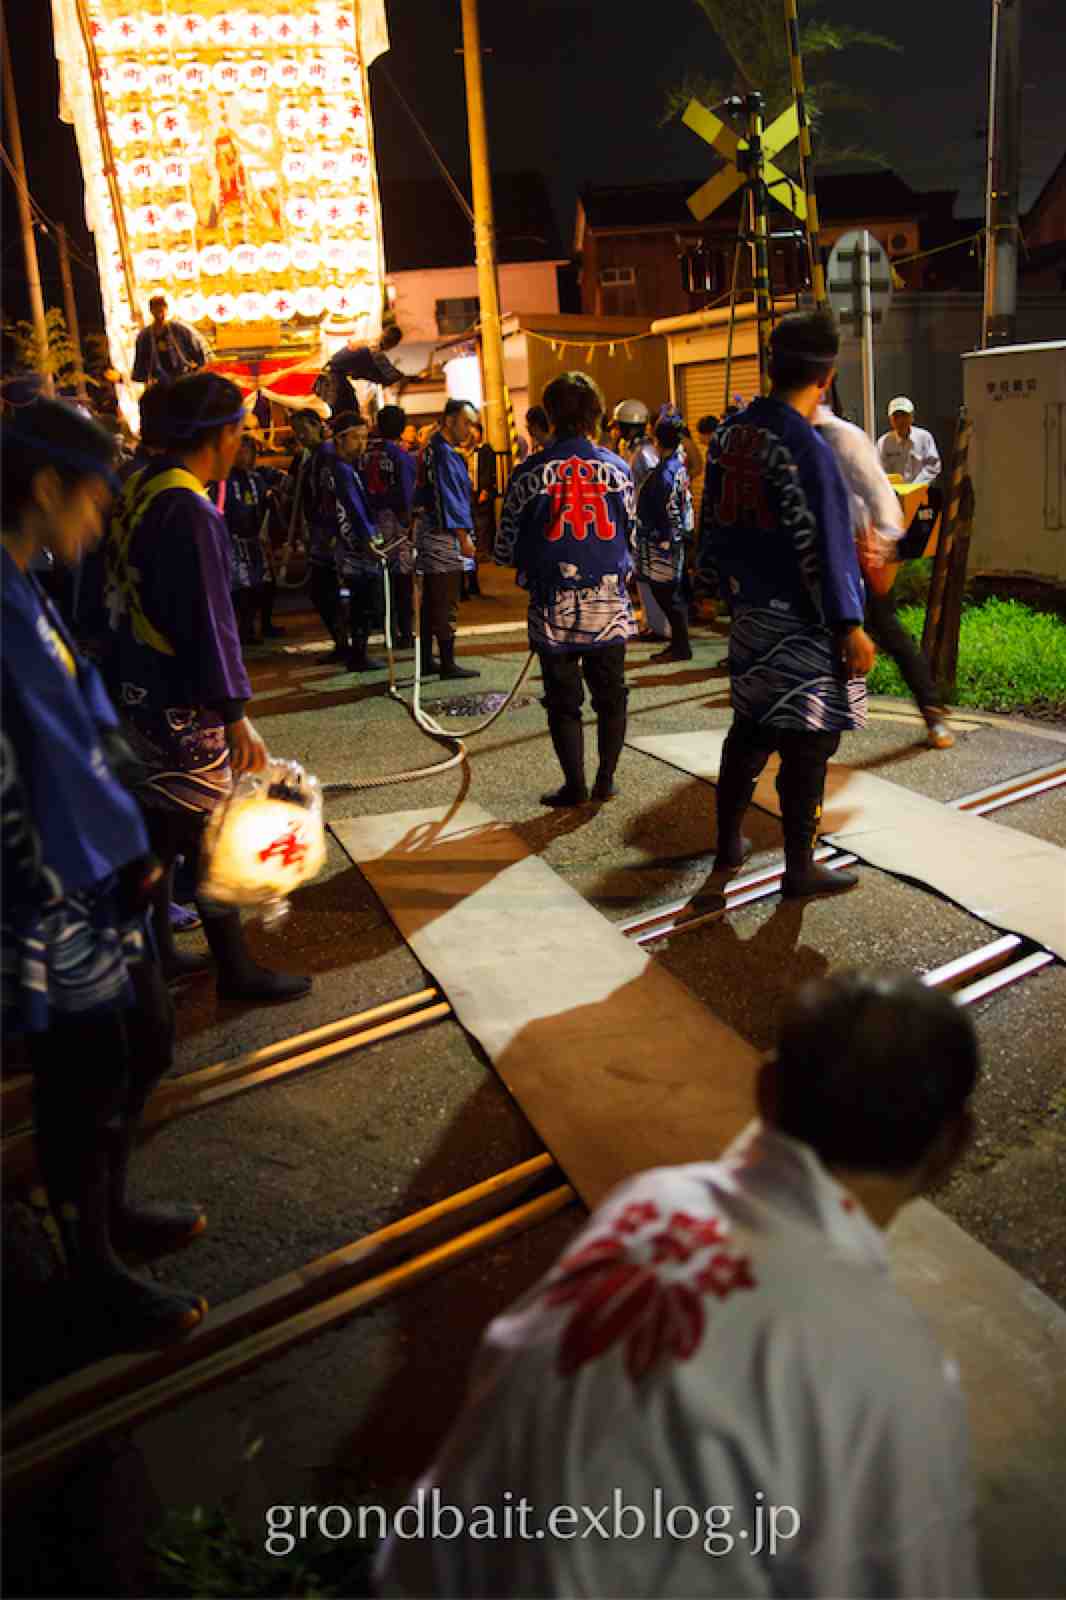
top-left (526, 405), bottom-right (549, 434)
top-left (149, 294), bottom-right (167, 309)
top-left (443, 398), bottom-right (477, 421)
top-left (542, 371), bottom-right (604, 439)
top-left (329, 410), bottom-right (365, 436)
top-left (0, 398), bottom-right (116, 524)
top-left (697, 413), bottom-right (719, 435)
top-left (380, 325), bottom-right (403, 349)
top-left (769, 308), bottom-right (839, 393)
top-left (772, 970), bottom-right (979, 1174)
top-left (655, 419), bottom-right (683, 451)
top-left (377, 404), bottom-right (406, 440)
top-left (161, 373), bottom-right (245, 452)
top-left (138, 382), bottom-right (172, 449)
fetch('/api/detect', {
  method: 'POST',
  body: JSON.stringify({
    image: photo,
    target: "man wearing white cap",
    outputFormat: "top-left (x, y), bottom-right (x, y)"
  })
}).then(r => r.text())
top-left (877, 397), bottom-right (941, 486)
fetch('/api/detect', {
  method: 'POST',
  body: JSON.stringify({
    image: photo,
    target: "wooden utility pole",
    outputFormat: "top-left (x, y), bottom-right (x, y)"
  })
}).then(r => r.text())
top-left (982, 0), bottom-right (1023, 347)
top-left (1, 1), bottom-right (54, 395)
top-left (458, 0), bottom-right (510, 463)
top-left (57, 225), bottom-right (90, 405)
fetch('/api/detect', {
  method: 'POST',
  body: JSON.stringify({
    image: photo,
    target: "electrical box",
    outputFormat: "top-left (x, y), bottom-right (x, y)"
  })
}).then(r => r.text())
top-left (962, 341), bottom-right (1066, 580)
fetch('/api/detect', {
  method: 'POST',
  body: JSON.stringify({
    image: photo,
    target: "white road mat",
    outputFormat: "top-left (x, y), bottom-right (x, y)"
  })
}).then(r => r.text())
top-left (628, 730), bottom-right (1066, 960)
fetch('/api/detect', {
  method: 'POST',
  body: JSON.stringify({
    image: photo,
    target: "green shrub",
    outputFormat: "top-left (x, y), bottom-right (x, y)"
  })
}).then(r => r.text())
top-left (868, 597), bottom-right (1066, 714)
top-left (149, 1507), bottom-right (374, 1599)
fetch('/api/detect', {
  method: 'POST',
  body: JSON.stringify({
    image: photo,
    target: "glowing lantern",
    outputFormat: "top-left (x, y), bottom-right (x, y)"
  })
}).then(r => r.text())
top-left (323, 240), bottom-right (352, 273)
top-left (116, 60), bottom-right (147, 97)
top-left (111, 14), bottom-right (143, 50)
top-left (156, 108), bottom-right (189, 147)
top-left (180, 62), bottom-right (209, 97)
top-left (325, 285), bottom-right (359, 316)
top-left (174, 291), bottom-right (206, 324)
top-left (285, 196), bottom-right (315, 230)
top-left (208, 11), bottom-right (243, 48)
top-left (281, 152), bottom-right (312, 183)
top-left (199, 761), bottom-right (326, 923)
top-left (334, 53), bottom-right (360, 91)
top-left (127, 157), bottom-right (159, 188)
top-left (231, 243), bottom-right (259, 276)
top-left (164, 201), bottom-right (197, 234)
top-left (172, 251), bottom-right (198, 281)
top-left (212, 60), bottom-right (242, 95)
top-left (132, 203), bottom-right (164, 234)
top-left (294, 285), bottom-right (325, 317)
top-left (162, 158), bottom-right (189, 189)
top-left (206, 293), bottom-right (236, 323)
top-left (320, 195), bottom-right (355, 228)
top-left (245, 13), bottom-right (270, 45)
top-left (89, 16), bottom-right (114, 51)
top-left (270, 14), bottom-right (300, 46)
top-left (144, 14), bottom-right (172, 48)
top-left (272, 55), bottom-right (302, 93)
top-left (260, 242), bottom-right (291, 274)
top-left (149, 65), bottom-right (179, 98)
top-left (173, 13), bottom-right (208, 48)
top-left (311, 103), bottom-right (344, 140)
top-left (277, 105), bottom-right (308, 140)
top-left (199, 244), bottom-right (231, 276)
top-left (135, 248), bottom-right (169, 281)
top-left (240, 59), bottom-right (272, 93)
top-left (266, 289), bottom-right (296, 321)
top-left (291, 241), bottom-right (321, 272)
top-left (236, 291), bottom-right (268, 323)
top-left (301, 55), bottom-right (330, 91)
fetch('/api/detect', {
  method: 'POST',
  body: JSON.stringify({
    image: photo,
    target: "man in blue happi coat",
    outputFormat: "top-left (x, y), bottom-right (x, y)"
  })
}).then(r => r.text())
top-left (412, 400), bottom-right (480, 681)
top-left (699, 310), bottom-right (876, 899)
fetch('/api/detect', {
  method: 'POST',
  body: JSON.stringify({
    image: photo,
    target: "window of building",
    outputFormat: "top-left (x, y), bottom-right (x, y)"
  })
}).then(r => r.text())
top-left (599, 266), bottom-right (636, 286)
top-left (435, 296), bottom-right (480, 335)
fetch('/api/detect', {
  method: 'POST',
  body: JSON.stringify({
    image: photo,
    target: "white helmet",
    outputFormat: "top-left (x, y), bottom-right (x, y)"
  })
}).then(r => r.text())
top-left (612, 398), bottom-right (650, 427)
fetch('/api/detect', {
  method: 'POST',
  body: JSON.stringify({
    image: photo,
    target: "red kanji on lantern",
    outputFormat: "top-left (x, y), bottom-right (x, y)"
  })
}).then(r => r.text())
top-left (258, 828), bottom-right (309, 870)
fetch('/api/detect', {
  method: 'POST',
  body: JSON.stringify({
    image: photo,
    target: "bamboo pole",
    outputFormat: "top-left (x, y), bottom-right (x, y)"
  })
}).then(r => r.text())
top-left (782, 0), bottom-right (827, 308)
top-left (1, 2), bottom-right (53, 395)
top-left (922, 406), bottom-right (972, 665)
top-left (72, 0), bottom-right (139, 345)
top-left (4, 1184), bottom-right (575, 1489)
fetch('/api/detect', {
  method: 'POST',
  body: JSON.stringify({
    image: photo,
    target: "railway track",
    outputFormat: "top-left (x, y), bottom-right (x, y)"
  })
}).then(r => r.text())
top-left (3, 759), bottom-right (1062, 1488)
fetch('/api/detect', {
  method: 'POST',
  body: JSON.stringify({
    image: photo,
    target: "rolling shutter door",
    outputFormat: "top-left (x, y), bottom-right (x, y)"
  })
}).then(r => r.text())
top-left (677, 355), bottom-right (759, 423)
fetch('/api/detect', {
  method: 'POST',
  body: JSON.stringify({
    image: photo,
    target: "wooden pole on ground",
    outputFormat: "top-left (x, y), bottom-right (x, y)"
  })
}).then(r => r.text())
top-left (922, 405), bottom-right (973, 672)
top-left (936, 475), bottom-right (976, 701)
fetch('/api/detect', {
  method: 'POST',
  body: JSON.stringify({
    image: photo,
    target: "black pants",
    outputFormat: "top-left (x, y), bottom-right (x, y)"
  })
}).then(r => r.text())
top-left (538, 644), bottom-right (627, 722)
top-left (309, 562), bottom-right (342, 649)
top-left (388, 572), bottom-right (414, 641)
top-left (421, 571), bottom-right (461, 652)
top-left (717, 715), bottom-right (841, 857)
top-left (345, 571), bottom-right (385, 658)
top-left (865, 586), bottom-right (938, 713)
top-left (649, 578), bottom-right (691, 656)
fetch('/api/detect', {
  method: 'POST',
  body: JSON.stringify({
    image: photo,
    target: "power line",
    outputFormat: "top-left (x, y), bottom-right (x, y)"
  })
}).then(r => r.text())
top-left (0, 138), bottom-right (99, 279)
top-left (375, 63), bottom-right (475, 226)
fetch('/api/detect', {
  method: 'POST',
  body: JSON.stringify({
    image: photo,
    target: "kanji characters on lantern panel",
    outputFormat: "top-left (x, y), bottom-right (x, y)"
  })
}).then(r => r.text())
top-left (78, 0), bottom-right (384, 334)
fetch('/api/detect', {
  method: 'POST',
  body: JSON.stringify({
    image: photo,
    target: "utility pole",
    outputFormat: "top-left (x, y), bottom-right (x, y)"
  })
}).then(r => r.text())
top-left (982, 0), bottom-right (1023, 347)
top-left (57, 225), bottom-right (90, 405)
top-left (458, 0), bottom-right (510, 463)
top-left (1, 1), bottom-right (54, 394)
top-left (744, 93), bottom-right (773, 397)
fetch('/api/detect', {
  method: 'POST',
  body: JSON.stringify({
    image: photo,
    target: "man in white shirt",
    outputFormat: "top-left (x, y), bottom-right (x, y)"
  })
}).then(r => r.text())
top-left (877, 397), bottom-right (942, 485)
top-left (378, 971), bottom-right (981, 1599)
top-left (817, 406), bottom-right (955, 749)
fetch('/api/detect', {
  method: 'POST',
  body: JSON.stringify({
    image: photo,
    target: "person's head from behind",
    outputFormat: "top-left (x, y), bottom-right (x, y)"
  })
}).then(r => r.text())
top-left (149, 294), bottom-right (168, 328)
top-left (760, 970), bottom-right (978, 1215)
top-left (331, 411), bottom-right (368, 464)
top-left (768, 310), bottom-right (839, 417)
top-left (377, 404), bottom-right (406, 442)
top-left (0, 399), bottom-right (117, 565)
top-left (379, 325), bottom-right (403, 351)
top-left (161, 373), bottom-right (246, 483)
top-left (526, 404), bottom-right (551, 449)
top-left (441, 397), bottom-right (478, 449)
top-left (291, 408), bottom-right (324, 451)
top-left (543, 372), bottom-right (605, 442)
top-left (654, 418), bottom-right (683, 458)
top-left (697, 413), bottom-right (719, 442)
top-left (138, 382), bottom-right (172, 453)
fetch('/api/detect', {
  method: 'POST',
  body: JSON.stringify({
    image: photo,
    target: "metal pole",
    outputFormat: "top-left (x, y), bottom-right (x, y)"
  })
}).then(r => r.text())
top-left (782, 0), bottom-right (827, 309)
top-left (746, 94), bottom-right (772, 397)
top-left (458, 0), bottom-right (510, 463)
top-left (859, 229), bottom-right (876, 438)
top-left (982, 0), bottom-right (1022, 347)
top-left (1, 1), bottom-right (53, 394)
top-left (57, 225), bottom-right (90, 406)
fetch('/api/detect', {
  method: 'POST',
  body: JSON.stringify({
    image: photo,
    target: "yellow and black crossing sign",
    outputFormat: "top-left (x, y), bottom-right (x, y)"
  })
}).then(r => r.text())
top-left (683, 100), bottom-right (806, 224)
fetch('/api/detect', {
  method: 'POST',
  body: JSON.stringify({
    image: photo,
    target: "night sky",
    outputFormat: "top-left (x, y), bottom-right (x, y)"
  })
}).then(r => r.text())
top-left (3, 0), bottom-right (1064, 333)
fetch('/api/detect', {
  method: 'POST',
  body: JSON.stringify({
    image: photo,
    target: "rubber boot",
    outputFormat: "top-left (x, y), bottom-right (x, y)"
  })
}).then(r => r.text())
top-left (419, 618), bottom-right (439, 678)
top-left (152, 865), bottom-right (210, 982)
top-left (541, 713), bottom-right (588, 806)
top-left (590, 700), bottom-right (627, 801)
top-left (201, 906), bottom-right (312, 1003)
top-left (923, 706), bottom-right (955, 749)
top-left (393, 574), bottom-right (414, 649)
top-left (348, 625), bottom-right (386, 673)
top-left (778, 749), bottom-right (858, 900)
top-left (438, 638), bottom-right (479, 680)
top-left (711, 732), bottom-right (766, 872)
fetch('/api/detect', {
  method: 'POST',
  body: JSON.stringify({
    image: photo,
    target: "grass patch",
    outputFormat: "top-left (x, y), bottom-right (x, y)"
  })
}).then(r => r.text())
top-left (867, 597), bottom-right (1066, 718)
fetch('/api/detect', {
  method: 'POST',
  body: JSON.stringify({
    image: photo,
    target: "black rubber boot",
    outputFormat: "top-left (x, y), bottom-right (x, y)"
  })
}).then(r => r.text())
top-left (392, 574), bottom-right (414, 648)
top-left (711, 731), bottom-right (766, 872)
top-left (108, 1123), bottom-right (207, 1257)
top-left (201, 907), bottom-right (312, 1003)
top-left (152, 866), bottom-right (211, 981)
top-left (542, 713), bottom-right (588, 806)
top-left (590, 700), bottom-right (627, 801)
top-left (348, 632), bottom-right (386, 673)
top-left (778, 741), bottom-right (858, 899)
top-left (438, 639), bottom-right (479, 680)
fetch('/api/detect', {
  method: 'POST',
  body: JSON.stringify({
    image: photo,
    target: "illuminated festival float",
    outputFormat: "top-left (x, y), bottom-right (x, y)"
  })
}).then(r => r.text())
top-left (50, 0), bottom-right (390, 409)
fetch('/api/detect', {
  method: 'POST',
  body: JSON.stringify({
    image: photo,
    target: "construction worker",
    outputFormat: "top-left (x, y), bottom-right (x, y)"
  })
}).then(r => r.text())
top-left (497, 372), bottom-right (634, 806)
top-left (699, 310), bottom-right (876, 900)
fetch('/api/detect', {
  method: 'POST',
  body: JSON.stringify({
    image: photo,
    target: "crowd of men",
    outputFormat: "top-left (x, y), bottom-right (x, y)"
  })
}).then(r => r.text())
top-left (1, 308), bottom-right (986, 1596)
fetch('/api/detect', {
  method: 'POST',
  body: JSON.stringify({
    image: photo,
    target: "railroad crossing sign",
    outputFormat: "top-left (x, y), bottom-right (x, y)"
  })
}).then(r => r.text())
top-left (683, 100), bottom-right (807, 223)
top-left (826, 229), bottom-right (893, 329)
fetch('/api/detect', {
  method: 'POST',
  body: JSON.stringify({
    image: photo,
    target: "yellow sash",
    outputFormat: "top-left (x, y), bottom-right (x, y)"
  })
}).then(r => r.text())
top-left (107, 467), bottom-right (209, 657)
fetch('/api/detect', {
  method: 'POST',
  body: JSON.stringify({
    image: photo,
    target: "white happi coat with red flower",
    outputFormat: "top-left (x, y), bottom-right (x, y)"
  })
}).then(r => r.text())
top-left (379, 1124), bottom-right (979, 1599)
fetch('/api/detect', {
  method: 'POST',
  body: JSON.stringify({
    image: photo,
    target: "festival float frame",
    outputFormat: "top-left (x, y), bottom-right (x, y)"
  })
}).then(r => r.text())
top-left (50, 0), bottom-right (390, 417)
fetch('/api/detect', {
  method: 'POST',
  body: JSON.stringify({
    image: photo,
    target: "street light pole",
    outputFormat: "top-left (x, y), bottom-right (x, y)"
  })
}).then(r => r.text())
top-left (1, 1), bottom-right (54, 394)
top-left (982, 0), bottom-right (1023, 347)
top-left (458, 0), bottom-right (510, 462)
